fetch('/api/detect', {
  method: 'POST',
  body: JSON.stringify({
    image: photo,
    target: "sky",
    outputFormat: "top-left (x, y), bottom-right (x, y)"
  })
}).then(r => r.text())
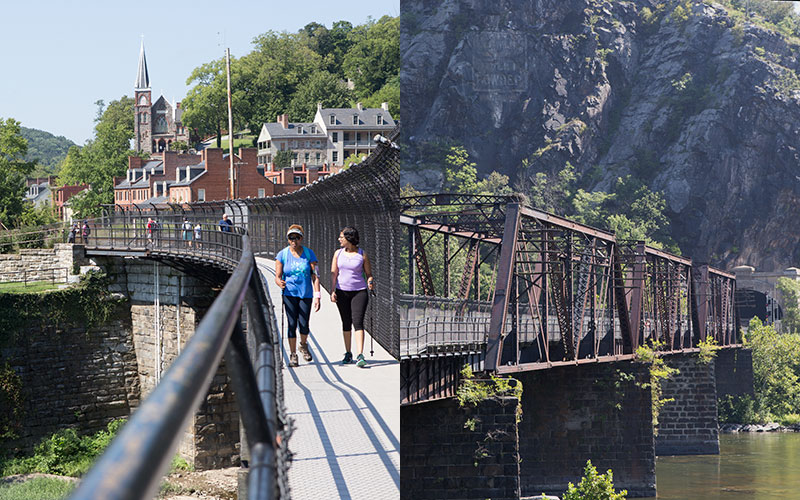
top-left (0, 0), bottom-right (399, 145)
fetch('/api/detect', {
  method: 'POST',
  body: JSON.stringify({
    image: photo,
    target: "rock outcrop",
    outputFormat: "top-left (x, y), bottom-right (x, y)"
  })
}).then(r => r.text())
top-left (402, 0), bottom-right (800, 270)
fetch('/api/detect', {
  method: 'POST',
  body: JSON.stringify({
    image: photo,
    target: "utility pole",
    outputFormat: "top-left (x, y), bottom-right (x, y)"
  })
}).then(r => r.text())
top-left (226, 48), bottom-right (235, 199)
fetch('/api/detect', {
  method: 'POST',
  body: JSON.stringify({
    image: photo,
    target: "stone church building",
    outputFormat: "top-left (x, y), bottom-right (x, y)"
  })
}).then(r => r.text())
top-left (134, 42), bottom-right (190, 154)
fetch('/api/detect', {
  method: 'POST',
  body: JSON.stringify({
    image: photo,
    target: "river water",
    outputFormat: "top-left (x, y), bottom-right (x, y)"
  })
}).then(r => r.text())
top-left (653, 433), bottom-right (800, 499)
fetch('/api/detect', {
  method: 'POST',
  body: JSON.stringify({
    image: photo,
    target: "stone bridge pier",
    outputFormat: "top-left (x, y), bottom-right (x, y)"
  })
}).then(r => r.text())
top-left (95, 255), bottom-right (240, 470)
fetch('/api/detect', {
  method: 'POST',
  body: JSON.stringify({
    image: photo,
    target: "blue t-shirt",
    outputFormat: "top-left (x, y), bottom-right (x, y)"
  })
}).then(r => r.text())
top-left (277, 246), bottom-right (317, 298)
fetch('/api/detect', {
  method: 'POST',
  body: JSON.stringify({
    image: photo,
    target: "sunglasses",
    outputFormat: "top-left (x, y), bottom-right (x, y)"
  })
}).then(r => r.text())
top-left (288, 234), bottom-right (302, 241)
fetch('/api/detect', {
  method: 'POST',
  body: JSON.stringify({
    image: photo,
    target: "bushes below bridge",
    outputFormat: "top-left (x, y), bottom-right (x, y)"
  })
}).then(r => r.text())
top-left (719, 318), bottom-right (800, 425)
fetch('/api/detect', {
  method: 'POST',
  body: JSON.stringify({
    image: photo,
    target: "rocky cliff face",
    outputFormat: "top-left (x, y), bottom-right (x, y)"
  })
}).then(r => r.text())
top-left (401, 0), bottom-right (800, 270)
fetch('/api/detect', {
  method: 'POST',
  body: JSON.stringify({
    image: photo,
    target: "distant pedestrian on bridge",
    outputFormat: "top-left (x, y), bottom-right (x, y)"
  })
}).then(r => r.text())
top-left (146, 217), bottom-right (157, 245)
top-left (194, 222), bottom-right (202, 249)
top-left (330, 226), bottom-right (373, 367)
top-left (81, 221), bottom-right (91, 244)
top-left (182, 218), bottom-right (193, 247)
top-left (67, 223), bottom-right (77, 244)
top-left (275, 224), bottom-right (321, 368)
top-left (219, 213), bottom-right (233, 232)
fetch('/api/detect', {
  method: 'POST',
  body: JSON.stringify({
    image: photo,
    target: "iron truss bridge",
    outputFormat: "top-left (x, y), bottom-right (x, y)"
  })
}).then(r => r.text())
top-left (400, 194), bottom-right (739, 404)
top-left (69, 131), bottom-right (399, 500)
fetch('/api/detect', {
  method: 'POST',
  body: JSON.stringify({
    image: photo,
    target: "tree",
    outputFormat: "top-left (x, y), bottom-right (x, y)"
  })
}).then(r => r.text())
top-left (182, 59), bottom-right (230, 148)
top-left (361, 75), bottom-right (400, 121)
top-left (563, 460), bottom-right (627, 500)
top-left (169, 140), bottom-right (189, 153)
top-left (745, 317), bottom-right (800, 419)
top-left (274, 150), bottom-right (293, 169)
top-left (0, 118), bottom-right (34, 228)
top-left (343, 16), bottom-right (400, 98)
top-left (286, 71), bottom-right (354, 122)
top-left (58, 97), bottom-right (137, 217)
top-left (777, 277), bottom-right (800, 333)
top-left (443, 146), bottom-right (478, 193)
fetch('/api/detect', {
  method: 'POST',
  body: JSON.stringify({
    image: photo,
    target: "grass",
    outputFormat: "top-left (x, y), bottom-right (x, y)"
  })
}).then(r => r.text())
top-left (215, 134), bottom-right (257, 153)
top-left (0, 281), bottom-right (62, 294)
top-left (0, 477), bottom-right (76, 500)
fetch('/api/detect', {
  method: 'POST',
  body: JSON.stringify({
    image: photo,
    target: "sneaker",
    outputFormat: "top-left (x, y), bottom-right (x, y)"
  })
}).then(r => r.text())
top-left (356, 354), bottom-right (366, 368)
top-left (289, 353), bottom-right (299, 367)
top-left (342, 352), bottom-right (353, 364)
top-left (299, 342), bottom-right (312, 362)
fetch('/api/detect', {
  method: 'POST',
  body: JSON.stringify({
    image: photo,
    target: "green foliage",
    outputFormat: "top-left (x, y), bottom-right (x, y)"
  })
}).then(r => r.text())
top-left (360, 75), bottom-right (400, 121)
top-left (169, 140), bottom-right (189, 152)
top-left (636, 341), bottom-right (679, 433)
top-left (670, 2), bottom-right (690, 24)
top-left (697, 337), bottom-right (719, 365)
top-left (779, 413), bottom-right (800, 426)
top-left (744, 317), bottom-right (800, 419)
top-left (1, 419), bottom-right (125, 477)
top-left (182, 58), bottom-right (230, 147)
top-left (0, 476), bottom-right (76, 500)
top-left (443, 146), bottom-right (479, 193)
top-left (0, 271), bottom-right (127, 348)
top-left (169, 454), bottom-right (194, 473)
top-left (343, 16), bottom-right (400, 97)
top-left (463, 417), bottom-right (479, 431)
top-left (286, 70), bottom-right (354, 122)
top-left (19, 127), bottom-right (75, 176)
top-left (776, 277), bottom-right (800, 333)
top-left (718, 394), bottom-right (761, 424)
top-left (456, 365), bottom-right (523, 409)
top-left (57, 97), bottom-right (138, 217)
top-left (0, 363), bottom-right (24, 439)
top-left (274, 150), bottom-right (293, 169)
top-left (0, 118), bottom-right (35, 228)
top-left (563, 460), bottom-right (627, 500)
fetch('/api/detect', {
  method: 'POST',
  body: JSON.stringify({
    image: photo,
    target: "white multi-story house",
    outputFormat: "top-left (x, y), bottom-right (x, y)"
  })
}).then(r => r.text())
top-left (257, 102), bottom-right (395, 168)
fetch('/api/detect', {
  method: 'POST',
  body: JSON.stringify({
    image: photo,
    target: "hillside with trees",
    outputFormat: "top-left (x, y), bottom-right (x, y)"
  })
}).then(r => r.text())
top-left (19, 127), bottom-right (75, 176)
top-left (183, 16), bottom-right (399, 147)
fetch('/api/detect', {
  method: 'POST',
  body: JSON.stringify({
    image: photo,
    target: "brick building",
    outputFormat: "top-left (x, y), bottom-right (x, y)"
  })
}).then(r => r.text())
top-left (54, 184), bottom-right (89, 221)
top-left (114, 152), bottom-right (200, 208)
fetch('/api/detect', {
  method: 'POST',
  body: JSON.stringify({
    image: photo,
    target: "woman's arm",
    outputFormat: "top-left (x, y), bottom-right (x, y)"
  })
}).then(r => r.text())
top-left (330, 250), bottom-right (340, 303)
top-left (310, 261), bottom-right (321, 312)
top-left (275, 259), bottom-right (285, 289)
top-left (363, 253), bottom-right (374, 290)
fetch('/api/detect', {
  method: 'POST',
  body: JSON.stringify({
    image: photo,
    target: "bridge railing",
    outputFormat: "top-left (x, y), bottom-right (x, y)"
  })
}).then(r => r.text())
top-left (69, 231), bottom-right (287, 500)
top-left (400, 195), bottom-right (742, 379)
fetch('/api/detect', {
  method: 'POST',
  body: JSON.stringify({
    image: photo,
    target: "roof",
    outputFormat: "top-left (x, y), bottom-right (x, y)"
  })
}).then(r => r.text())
top-left (319, 107), bottom-right (396, 128)
top-left (135, 40), bottom-right (150, 90)
top-left (262, 122), bottom-right (326, 139)
top-left (172, 165), bottom-right (207, 186)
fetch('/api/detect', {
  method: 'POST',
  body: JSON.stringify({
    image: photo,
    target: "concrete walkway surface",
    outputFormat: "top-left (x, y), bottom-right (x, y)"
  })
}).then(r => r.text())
top-left (256, 257), bottom-right (399, 500)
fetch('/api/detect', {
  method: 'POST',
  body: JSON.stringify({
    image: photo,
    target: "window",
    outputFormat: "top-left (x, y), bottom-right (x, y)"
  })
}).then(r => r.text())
top-left (377, 115), bottom-right (384, 125)
top-left (294, 176), bottom-right (304, 184)
top-left (332, 151), bottom-right (338, 162)
top-left (329, 114), bottom-right (335, 125)
top-left (304, 152), bottom-right (309, 161)
top-left (267, 140), bottom-right (271, 149)
top-left (332, 132), bottom-right (338, 143)
top-left (305, 141), bottom-right (310, 148)
top-left (315, 140), bottom-right (321, 147)
top-left (352, 114), bottom-right (358, 125)
top-left (315, 153), bottom-right (320, 162)
top-left (292, 153), bottom-right (298, 160)
top-left (291, 140), bottom-right (297, 148)
top-left (258, 188), bottom-right (265, 198)
top-left (310, 125), bottom-right (316, 133)
top-left (139, 95), bottom-right (147, 106)
top-left (280, 142), bottom-right (286, 151)
top-left (297, 126), bottom-right (303, 134)
top-left (198, 189), bottom-right (205, 201)
top-left (155, 116), bottom-right (167, 134)
top-left (356, 132), bottom-right (362, 142)
top-left (344, 132), bottom-right (350, 142)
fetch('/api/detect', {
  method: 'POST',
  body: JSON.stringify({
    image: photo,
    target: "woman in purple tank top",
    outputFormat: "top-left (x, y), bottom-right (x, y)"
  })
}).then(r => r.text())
top-left (330, 226), bottom-right (374, 367)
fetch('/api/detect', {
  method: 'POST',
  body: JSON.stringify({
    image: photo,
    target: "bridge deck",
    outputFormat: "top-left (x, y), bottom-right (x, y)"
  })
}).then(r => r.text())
top-left (256, 257), bottom-right (400, 499)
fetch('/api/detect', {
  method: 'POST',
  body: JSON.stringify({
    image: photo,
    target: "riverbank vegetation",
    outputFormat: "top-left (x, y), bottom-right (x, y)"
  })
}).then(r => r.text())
top-left (719, 317), bottom-right (800, 425)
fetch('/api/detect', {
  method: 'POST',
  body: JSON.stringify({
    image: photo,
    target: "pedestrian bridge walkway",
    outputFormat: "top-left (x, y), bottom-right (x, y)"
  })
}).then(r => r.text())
top-left (257, 257), bottom-right (399, 500)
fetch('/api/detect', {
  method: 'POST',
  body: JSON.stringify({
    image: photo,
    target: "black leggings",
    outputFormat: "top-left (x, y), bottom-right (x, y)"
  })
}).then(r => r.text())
top-left (335, 288), bottom-right (369, 331)
top-left (283, 295), bottom-right (312, 339)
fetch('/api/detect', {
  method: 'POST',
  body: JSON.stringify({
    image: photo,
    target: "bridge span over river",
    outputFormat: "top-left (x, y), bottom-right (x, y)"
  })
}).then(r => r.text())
top-left (399, 194), bottom-right (751, 499)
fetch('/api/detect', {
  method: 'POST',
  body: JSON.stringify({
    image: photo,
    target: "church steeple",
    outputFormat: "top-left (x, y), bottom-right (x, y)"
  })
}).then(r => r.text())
top-left (135, 39), bottom-right (150, 90)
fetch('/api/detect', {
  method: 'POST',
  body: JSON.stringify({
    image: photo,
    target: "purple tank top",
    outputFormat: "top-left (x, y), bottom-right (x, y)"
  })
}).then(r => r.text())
top-left (336, 248), bottom-right (367, 291)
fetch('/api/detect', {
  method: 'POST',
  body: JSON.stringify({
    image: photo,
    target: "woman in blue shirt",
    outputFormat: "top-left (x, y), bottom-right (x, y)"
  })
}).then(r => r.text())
top-left (275, 224), bottom-right (321, 367)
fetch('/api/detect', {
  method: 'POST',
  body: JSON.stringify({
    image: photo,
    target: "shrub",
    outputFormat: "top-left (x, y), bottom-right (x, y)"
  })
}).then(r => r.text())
top-left (563, 460), bottom-right (627, 500)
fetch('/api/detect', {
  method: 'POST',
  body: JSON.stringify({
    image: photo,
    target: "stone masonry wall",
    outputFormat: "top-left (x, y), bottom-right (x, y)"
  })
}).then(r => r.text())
top-left (655, 353), bottom-right (719, 456)
top-left (98, 257), bottom-right (239, 470)
top-left (0, 244), bottom-right (88, 283)
top-left (400, 396), bottom-right (520, 500)
top-left (1, 306), bottom-right (139, 453)
top-left (514, 363), bottom-right (656, 498)
top-left (715, 347), bottom-right (754, 399)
